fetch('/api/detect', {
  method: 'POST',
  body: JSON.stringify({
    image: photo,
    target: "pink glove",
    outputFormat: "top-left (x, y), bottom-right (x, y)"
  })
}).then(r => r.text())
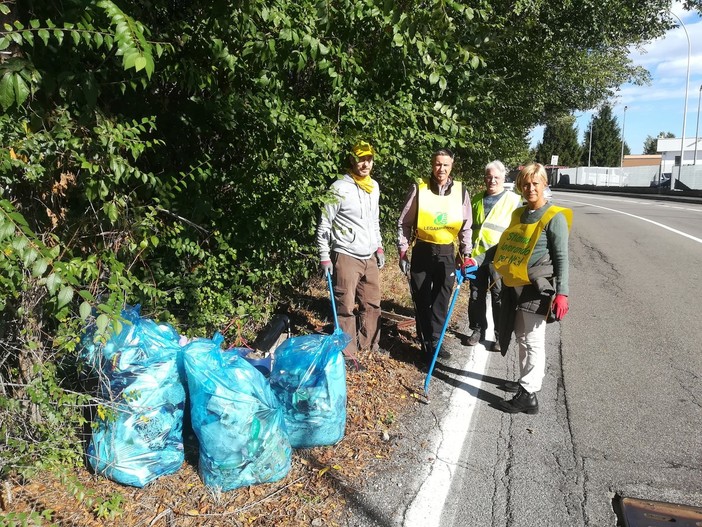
top-left (552, 294), bottom-right (569, 320)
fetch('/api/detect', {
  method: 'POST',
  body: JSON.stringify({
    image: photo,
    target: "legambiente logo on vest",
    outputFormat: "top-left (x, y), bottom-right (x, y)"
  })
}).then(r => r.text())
top-left (431, 213), bottom-right (448, 227)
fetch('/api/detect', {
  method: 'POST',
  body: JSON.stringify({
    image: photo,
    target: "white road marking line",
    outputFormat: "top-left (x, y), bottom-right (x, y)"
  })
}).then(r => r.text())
top-left (558, 198), bottom-right (702, 245)
top-left (561, 194), bottom-right (648, 205)
top-left (654, 202), bottom-right (702, 212)
top-left (403, 344), bottom-right (490, 527)
top-left (556, 192), bottom-right (702, 213)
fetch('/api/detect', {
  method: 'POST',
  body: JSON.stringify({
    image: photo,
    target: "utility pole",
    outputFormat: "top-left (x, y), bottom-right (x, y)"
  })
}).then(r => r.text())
top-left (620, 105), bottom-right (628, 168)
top-left (669, 10), bottom-right (691, 189)
top-left (694, 84), bottom-right (701, 165)
top-left (588, 120), bottom-right (593, 167)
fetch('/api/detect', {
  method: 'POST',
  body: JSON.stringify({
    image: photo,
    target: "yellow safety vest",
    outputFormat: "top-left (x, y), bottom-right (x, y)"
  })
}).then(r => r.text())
top-left (493, 205), bottom-right (573, 287)
top-left (416, 179), bottom-right (464, 245)
top-left (471, 190), bottom-right (523, 258)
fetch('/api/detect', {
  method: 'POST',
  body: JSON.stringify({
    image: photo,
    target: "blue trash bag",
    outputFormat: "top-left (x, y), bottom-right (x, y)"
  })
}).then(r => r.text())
top-left (269, 328), bottom-right (350, 448)
top-left (85, 306), bottom-right (186, 487)
top-left (183, 333), bottom-right (292, 491)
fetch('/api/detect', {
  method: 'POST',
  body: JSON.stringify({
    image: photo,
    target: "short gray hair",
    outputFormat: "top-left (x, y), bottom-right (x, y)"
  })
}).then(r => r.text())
top-left (432, 148), bottom-right (455, 161)
top-left (485, 160), bottom-right (506, 177)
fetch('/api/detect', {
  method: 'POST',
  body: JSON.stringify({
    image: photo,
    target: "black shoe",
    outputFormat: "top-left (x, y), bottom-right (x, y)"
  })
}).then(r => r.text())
top-left (501, 380), bottom-right (520, 392)
top-left (497, 387), bottom-right (539, 414)
top-left (492, 340), bottom-right (501, 353)
top-left (466, 329), bottom-right (481, 346)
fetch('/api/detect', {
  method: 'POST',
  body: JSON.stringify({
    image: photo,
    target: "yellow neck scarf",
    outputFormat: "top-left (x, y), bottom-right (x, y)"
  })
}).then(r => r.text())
top-left (351, 173), bottom-right (374, 194)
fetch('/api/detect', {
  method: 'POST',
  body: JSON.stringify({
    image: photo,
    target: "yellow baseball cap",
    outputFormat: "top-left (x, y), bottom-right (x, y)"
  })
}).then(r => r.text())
top-left (351, 140), bottom-right (375, 158)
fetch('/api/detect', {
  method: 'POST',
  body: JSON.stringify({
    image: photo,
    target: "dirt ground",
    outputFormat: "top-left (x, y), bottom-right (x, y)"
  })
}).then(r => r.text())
top-left (2, 263), bottom-right (470, 526)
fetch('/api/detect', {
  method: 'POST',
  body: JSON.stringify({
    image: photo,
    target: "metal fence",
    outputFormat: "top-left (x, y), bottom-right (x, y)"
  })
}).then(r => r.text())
top-left (676, 165), bottom-right (702, 190)
top-left (554, 165), bottom-right (702, 190)
top-left (557, 166), bottom-right (661, 187)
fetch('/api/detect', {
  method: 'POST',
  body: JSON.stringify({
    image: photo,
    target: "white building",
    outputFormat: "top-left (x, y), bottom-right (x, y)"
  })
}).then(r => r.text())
top-left (656, 137), bottom-right (702, 174)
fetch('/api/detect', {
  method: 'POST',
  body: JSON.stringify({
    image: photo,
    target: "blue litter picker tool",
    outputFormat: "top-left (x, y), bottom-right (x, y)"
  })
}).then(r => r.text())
top-left (326, 270), bottom-right (339, 331)
top-left (423, 263), bottom-right (477, 398)
top-left (326, 269), bottom-right (360, 371)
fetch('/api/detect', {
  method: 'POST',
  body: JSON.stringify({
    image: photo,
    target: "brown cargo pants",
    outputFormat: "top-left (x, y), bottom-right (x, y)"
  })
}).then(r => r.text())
top-left (331, 252), bottom-right (381, 359)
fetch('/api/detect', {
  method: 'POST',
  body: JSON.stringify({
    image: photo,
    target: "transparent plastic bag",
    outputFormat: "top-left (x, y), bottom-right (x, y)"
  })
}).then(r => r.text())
top-left (269, 329), bottom-right (349, 448)
top-left (183, 334), bottom-right (291, 491)
top-left (86, 306), bottom-right (185, 487)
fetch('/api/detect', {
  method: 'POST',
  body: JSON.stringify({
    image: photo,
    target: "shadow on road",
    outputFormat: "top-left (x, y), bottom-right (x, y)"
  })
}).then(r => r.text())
top-left (431, 363), bottom-right (506, 405)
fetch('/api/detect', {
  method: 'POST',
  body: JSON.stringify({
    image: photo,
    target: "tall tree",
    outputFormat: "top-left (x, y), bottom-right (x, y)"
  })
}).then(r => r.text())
top-left (534, 115), bottom-right (582, 166)
top-left (643, 132), bottom-right (676, 154)
top-left (581, 104), bottom-right (629, 166)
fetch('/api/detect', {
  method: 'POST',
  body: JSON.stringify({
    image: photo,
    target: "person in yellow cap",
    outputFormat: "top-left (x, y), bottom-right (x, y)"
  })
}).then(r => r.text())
top-left (316, 141), bottom-right (385, 369)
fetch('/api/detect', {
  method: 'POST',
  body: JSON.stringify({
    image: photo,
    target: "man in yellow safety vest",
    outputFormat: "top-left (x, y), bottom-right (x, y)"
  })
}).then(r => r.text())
top-left (398, 148), bottom-right (474, 361)
top-left (465, 160), bottom-right (522, 352)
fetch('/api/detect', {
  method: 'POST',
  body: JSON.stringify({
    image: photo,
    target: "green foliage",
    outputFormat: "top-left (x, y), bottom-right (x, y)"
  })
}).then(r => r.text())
top-left (0, 0), bottom-right (169, 477)
top-left (643, 131), bottom-right (675, 154)
top-left (0, 361), bottom-right (93, 477)
top-left (534, 115), bottom-right (582, 166)
top-left (0, 510), bottom-right (58, 527)
top-left (683, 0), bottom-right (702, 13)
top-left (0, 1), bottom-right (160, 111)
top-left (0, 58), bottom-right (40, 111)
top-left (57, 469), bottom-right (125, 520)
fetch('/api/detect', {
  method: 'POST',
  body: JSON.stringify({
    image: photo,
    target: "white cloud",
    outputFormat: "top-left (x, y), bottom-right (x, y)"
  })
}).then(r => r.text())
top-left (629, 9), bottom-right (702, 82)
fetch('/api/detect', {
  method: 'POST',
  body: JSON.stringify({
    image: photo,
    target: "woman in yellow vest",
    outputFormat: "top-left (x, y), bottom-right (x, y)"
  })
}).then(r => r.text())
top-left (397, 149), bottom-right (474, 361)
top-left (492, 163), bottom-right (572, 414)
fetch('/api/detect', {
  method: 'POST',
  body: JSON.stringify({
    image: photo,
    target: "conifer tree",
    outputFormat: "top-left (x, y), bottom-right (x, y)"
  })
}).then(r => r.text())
top-left (581, 104), bottom-right (629, 166)
top-left (534, 115), bottom-right (582, 166)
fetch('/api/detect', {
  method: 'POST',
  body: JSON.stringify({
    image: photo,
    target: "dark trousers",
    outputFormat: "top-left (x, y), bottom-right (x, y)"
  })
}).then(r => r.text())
top-left (410, 241), bottom-right (455, 350)
top-left (468, 261), bottom-right (502, 335)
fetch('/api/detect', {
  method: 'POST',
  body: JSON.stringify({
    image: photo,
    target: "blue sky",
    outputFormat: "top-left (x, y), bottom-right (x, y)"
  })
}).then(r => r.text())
top-left (530, 2), bottom-right (702, 155)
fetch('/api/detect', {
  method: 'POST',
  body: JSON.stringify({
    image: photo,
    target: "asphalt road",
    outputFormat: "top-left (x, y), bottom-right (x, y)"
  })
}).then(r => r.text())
top-left (345, 191), bottom-right (702, 527)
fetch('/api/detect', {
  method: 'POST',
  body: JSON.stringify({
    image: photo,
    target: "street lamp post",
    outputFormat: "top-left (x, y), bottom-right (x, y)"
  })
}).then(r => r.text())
top-left (588, 119), bottom-right (593, 167)
top-left (669, 10), bottom-right (691, 189)
top-left (620, 105), bottom-right (628, 168)
top-left (694, 84), bottom-right (702, 165)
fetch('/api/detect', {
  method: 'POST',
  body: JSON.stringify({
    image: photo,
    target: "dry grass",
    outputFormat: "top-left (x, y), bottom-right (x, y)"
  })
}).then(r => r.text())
top-left (2, 255), bottom-right (475, 527)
